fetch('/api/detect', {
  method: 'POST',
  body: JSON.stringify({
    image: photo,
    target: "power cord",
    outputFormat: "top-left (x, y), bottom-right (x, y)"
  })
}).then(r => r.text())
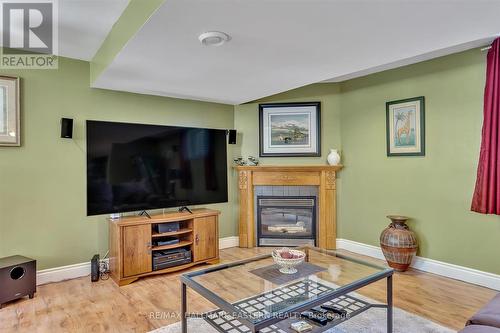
top-left (99, 251), bottom-right (110, 280)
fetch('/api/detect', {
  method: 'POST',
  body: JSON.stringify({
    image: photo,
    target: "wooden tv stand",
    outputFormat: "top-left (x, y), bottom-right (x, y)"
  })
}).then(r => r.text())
top-left (108, 208), bottom-right (220, 286)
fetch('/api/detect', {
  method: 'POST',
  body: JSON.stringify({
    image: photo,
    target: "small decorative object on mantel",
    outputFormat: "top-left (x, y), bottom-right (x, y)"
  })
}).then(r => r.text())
top-left (234, 156), bottom-right (259, 166)
top-left (247, 156), bottom-right (259, 166)
top-left (380, 215), bottom-right (418, 271)
top-left (233, 157), bottom-right (247, 166)
top-left (259, 102), bottom-right (321, 157)
top-left (272, 248), bottom-right (305, 274)
top-left (327, 149), bottom-right (341, 165)
top-left (386, 96), bottom-right (425, 156)
top-left (0, 76), bottom-right (20, 146)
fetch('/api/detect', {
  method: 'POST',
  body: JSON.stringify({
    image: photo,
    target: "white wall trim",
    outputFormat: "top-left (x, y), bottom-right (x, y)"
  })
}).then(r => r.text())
top-left (37, 262), bottom-right (91, 285)
top-left (37, 237), bottom-right (240, 285)
top-left (336, 238), bottom-right (500, 291)
top-left (40, 237), bottom-right (500, 291)
top-left (219, 236), bottom-right (239, 249)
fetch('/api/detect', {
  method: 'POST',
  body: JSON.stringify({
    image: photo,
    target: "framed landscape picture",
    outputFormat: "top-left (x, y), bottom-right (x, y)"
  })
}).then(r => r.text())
top-left (259, 102), bottom-right (321, 157)
top-left (0, 76), bottom-right (20, 147)
top-left (386, 96), bottom-right (425, 156)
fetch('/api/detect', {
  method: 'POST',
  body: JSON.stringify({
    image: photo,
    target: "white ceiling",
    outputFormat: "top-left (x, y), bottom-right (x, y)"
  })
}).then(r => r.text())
top-left (59, 0), bottom-right (129, 60)
top-left (0, 0), bottom-right (129, 60)
top-left (93, 0), bottom-right (500, 105)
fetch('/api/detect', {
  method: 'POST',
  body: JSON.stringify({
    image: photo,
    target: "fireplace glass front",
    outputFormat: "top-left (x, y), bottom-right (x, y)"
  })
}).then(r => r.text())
top-left (257, 196), bottom-right (316, 247)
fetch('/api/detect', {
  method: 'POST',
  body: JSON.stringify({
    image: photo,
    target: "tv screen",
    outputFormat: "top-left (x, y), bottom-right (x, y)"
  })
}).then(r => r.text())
top-left (86, 120), bottom-right (228, 216)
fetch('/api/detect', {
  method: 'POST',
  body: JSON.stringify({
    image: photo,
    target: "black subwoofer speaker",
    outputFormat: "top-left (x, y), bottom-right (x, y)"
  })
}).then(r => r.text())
top-left (0, 255), bottom-right (36, 308)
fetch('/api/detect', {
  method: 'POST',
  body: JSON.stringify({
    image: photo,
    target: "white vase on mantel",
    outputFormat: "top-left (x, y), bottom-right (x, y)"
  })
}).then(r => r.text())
top-left (327, 149), bottom-right (341, 166)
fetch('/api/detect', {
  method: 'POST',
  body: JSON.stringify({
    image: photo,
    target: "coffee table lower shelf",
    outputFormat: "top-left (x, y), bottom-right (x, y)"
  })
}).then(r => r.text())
top-left (201, 293), bottom-right (376, 333)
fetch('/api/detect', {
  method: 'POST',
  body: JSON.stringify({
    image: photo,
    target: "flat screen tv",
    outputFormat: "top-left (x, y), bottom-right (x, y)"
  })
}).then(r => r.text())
top-left (86, 120), bottom-right (228, 216)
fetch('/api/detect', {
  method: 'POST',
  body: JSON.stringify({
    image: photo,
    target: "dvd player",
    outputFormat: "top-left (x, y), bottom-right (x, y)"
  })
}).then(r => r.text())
top-left (153, 248), bottom-right (191, 271)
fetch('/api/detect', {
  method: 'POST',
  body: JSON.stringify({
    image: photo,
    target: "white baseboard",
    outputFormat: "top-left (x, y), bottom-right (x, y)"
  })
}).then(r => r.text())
top-left (39, 237), bottom-right (499, 291)
top-left (336, 239), bottom-right (386, 261)
top-left (37, 262), bottom-right (91, 285)
top-left (219, 236), bottom-right (239, 249)
top-left (37, 237), bottom-right (240, 285)
top-left (336, 238), bottom-right (500, 291)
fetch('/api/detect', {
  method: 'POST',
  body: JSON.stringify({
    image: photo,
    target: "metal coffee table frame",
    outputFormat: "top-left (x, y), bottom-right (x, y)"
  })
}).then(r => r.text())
top-left (180, 246), bottom-right (394, 333)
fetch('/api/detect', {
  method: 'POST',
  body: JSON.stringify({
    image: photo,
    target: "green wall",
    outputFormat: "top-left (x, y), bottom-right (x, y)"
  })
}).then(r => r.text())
top-left (233, 83), bottom-right (342, 164)
top-left (339, 49), bottom-right (500, 274)
top-left (234, 49), bottom-right (500, 275)
top-left (2, 48), bottom-right (499, 275)
top-left (0, 57), bottom-right (235, 270)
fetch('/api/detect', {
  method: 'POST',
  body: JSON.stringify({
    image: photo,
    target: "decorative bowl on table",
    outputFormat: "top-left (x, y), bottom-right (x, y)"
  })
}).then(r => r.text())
top-left (272, 248), bottom-right (306, 274)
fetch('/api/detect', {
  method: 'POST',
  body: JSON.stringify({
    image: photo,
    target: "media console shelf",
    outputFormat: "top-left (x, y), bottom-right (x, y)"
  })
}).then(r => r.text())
top-left (108, 208), bottom-right (220, 286)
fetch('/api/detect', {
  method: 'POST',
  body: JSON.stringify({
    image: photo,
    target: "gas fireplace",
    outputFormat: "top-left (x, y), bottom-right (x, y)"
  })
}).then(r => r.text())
top-left (257, 196), bottom-right (317, 247)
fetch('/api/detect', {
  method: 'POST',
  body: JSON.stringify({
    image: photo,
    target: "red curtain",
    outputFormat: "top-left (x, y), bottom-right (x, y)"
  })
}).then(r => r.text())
top-left (472, 38), bottom-right (500, 214)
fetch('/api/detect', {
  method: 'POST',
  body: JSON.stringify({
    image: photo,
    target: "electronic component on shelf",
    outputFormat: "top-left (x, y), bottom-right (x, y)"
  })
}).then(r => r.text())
top-left (300, 311), bottom-right (328, 326)
top-left (154, 237), bottom-right (179, 246)
top-left (152, 248), bottom-right (191, 271)
top-left (290, 320), bottom-right (313, 332)
top-left (155, 222), bottom-right (180, 234)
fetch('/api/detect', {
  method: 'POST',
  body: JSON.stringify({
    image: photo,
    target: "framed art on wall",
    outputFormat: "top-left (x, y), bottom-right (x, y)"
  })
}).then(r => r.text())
top-left (0, 76), bottom-right (20, 147)
top-left (386, 96), bottom-right (425, 156)
top-left (259, 102), bottom-right (321, 157)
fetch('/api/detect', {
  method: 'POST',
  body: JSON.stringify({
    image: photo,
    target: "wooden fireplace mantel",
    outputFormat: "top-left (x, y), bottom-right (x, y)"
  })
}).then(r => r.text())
top-left (235, 165), bottom-right (342, 249)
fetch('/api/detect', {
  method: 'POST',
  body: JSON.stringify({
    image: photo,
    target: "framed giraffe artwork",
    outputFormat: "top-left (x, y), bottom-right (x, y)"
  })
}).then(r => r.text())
top-left (386, 96), bottom-right (425, 156)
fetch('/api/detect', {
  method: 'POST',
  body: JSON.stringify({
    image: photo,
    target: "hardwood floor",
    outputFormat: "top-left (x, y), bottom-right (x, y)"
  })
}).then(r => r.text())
top-left (0, 247), bottom-right (496, 332)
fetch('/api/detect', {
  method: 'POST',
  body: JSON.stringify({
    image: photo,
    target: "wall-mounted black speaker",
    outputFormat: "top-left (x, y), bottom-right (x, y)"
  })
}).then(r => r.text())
top-left (60, 118), bottom-right (73, 138)
top-left (228, 129), bottom-right (237, 144)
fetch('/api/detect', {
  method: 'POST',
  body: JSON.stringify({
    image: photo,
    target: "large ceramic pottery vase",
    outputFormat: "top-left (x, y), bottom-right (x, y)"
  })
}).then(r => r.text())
top-left (380, 215), bottom-right (418, 272)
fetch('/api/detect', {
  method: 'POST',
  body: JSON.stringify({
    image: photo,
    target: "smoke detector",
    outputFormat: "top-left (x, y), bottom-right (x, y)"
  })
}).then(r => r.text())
top-left (198, 31), bottom-right (231, 47)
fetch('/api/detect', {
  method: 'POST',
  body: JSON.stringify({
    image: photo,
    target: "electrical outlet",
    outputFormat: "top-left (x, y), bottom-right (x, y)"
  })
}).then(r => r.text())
top-left (99, 259), bottom-right (109, 273)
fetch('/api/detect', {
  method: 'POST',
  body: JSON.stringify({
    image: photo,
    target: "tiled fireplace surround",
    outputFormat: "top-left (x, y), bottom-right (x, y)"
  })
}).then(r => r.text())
top-left (254, 185), bottom-right (319, 246)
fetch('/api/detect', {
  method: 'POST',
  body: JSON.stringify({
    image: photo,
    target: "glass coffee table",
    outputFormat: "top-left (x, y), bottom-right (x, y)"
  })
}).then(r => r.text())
top-left (180, 246), bottom-right (394, 333)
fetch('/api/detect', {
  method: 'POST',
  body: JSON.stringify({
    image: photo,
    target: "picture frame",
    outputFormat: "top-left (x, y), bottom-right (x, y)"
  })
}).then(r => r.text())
top-left (386, 96), bottom-right (425, 156)
top-left (259, 102), bottom-right (321, 157)
top-left (0, 76), bottom-right (20, 147)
